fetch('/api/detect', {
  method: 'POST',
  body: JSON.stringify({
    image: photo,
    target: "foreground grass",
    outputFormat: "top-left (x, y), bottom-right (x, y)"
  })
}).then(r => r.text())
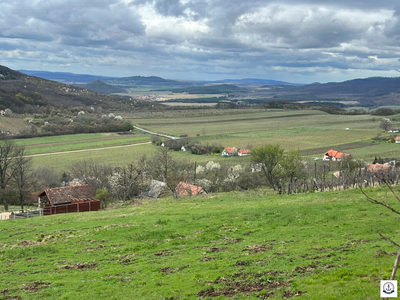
top-left (0, 187), bottom-right (398, 299)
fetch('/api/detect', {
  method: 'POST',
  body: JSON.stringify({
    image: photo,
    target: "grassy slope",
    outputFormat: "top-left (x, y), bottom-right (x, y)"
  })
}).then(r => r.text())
top-left (0, 188), bottom-right (398, 299)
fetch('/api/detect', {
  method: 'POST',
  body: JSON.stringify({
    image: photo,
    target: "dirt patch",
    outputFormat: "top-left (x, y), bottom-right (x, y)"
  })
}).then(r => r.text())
top-left (154, 250), bottom-right (172, 257)
top-left (201, 256), bottom-right (216, 262)
top-left (374, 249), bottom-right (395, 258)
top-left (1, 289), bottom-right (10, 295)
top-left (225, 238), bottom-right (242, 245)
top-left (242, 244), bottom-right (273, 255)
top-left (160, 265), bottom-right (189, 274)
top-left (283, 289), bottom-right (305, 298)
top-left (198, 271), bottom-right (291, 298)
top-left (58, 262), bottom-right (97, 270)
top-left (119, 254), bottom-right (137, 264)
top-left (11, 240), bottom-right (36, 248)
top-left (21, 281), bottom-right (51, 292)
top-left (210, 246), bottom-right (228, 252)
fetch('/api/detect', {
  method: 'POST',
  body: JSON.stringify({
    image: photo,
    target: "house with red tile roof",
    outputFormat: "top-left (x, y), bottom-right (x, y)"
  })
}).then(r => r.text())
top-left (238, 149), bottom-right (251, 156)
top-left (323, 149), bottom-right (351, 161)
top-left (175, 182), bottom-right (206, 196)
top-left (222, 147), bottom-right (237, 156)
top-left (395, 137), bottom-right (400, 144)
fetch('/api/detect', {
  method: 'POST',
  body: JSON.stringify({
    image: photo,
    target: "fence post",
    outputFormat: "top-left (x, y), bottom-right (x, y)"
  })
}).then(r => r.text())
top-left (89, 201), bottom-right (91, 212)
top-left (77, 203), bottom-right (79, 213)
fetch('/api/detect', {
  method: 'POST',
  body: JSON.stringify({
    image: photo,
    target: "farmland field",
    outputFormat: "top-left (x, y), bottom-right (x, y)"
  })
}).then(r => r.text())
top-left (12, 108), bottom-right (399, 171)
top-left (0, 187), bottom-right (397, 299)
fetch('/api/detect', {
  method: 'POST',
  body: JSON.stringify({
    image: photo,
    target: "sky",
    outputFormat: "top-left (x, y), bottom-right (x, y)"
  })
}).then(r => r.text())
top-left (1, 0), bottom-right (400, 83)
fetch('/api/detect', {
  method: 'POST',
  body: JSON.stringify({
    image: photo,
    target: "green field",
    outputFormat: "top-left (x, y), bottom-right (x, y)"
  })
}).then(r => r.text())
top-left (0, 187), bottom-right (398, 299)
top-left (7, 109), bottom-right (396, 171)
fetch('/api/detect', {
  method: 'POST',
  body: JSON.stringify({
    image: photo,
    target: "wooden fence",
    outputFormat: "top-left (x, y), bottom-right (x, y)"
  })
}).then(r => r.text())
top-left (43, 200), bottom-right (101, 215)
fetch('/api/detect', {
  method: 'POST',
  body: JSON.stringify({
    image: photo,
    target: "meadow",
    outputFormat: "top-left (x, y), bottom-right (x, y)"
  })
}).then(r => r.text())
top-left (0, 187), bottom-right (398, 299)
top-left (2, 108), bottom-right (398, 172)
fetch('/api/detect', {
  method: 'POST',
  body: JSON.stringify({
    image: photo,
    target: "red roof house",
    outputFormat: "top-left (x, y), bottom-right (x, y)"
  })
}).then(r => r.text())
top-left (238, 149), bottom-right (251, 156)
top-left (366, 163), bottom-right (391, 173)
top-left (323, 149), bottom-right (351, 161)
top-left (222, 147), bottom-right (238, 156)
top-left (175, 182), bottom-right (206, 196)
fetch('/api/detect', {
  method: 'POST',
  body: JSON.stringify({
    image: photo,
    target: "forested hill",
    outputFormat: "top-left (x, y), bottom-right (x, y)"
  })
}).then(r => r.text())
top-left (0, 65), bottom-right (153, 113)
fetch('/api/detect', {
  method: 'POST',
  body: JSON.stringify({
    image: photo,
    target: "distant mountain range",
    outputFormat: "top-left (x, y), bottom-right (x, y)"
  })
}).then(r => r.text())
top-left (75, 80), bottom-right (127, 94)
top-left (19, 70), bottom-right (116, 83)
top-left (211, 78), bottom-right (293, 85)
top-left (19, 70), bottom-right (295, 86)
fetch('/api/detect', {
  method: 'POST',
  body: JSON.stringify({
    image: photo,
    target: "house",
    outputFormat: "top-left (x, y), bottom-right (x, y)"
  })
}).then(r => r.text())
top-left (323, 149), bottom-right (351, 161)
top-left (238, 149), bottom-right (251, 156)
top-left (366, 163), bottom-right (391, 173)
top-left (221, 147), bottom-right (238, 156)
top-left (175, 182), bottom-right (206, 196)
top-left (396, 137), bottom-right (400, 144)
top-left (37, 184), bottom-right (100, 215)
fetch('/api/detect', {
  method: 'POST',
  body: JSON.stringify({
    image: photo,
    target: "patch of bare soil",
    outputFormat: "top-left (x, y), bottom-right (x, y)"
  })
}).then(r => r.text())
top-left (374, 249), bottom-right (395, 258)
top-left (58, 262), bottom-right (97, 270)
top-left (201, 257), bottom-right (216, 262)
top-left (11, 240), bottom-right (36, 248)
top-left (21, 281), bottom-right (51, 292)
top-left (160, 265), bottom-right (189, 274)
top-left (154, 250), bottom-right (172, 257)
top-left (198, 271), bottom-right (294, 298)
top-left (210, 246), bottom-right (228, 252)
top-left (242, 244), bottom-right (273, 255)
top-left (224, 238), bottom-right (242, 245)
top-left (119, 254), bottom-right (137, 264)
top-left (1, 289), bottom-right (10, 295)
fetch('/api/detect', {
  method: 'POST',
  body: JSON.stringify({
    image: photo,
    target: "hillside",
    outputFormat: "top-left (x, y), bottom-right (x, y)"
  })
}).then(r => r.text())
top-left (19, 70), bottom-right (116, 83)
top-left (76, 80), bottom-right (127, 94)
top-left (0, 188), bottom-right (395, 299)
top-left (0, 65), bottom-right (153, 113)
top-left (168, 84), bottom-right (248, 94)
top-left (105, 75), bottom-right (196, 88)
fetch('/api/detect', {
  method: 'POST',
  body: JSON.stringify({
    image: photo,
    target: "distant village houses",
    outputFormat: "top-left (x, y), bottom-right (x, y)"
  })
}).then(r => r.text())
top-left (323, 149), bottom-right (351, 161)
top-left (222, 147), bottom-right (238, 156)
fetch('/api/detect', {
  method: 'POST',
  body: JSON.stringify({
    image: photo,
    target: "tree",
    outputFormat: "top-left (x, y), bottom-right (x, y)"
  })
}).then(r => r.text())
top-left (380, 118), bottom-right (392, 131)
top-left (251, 144), bottom-right (284, 190)
top-left (144, 148), bottom-right (191, 198)
top-left (280, 150), bottom-right (305, 183)
top-left (0, 137), bottom-right (18, 211)
top-left (12, 147), bottom-right (33, 213)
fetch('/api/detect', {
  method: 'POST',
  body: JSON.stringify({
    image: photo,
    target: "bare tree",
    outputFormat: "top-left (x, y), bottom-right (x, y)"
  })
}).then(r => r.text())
top-left (0, 137), bottom-right (18, 211)
top-left (12, 147), bottom-right (33, 213)
top-left (69, 159), bottom-right (112, 192)
top-left (360, 180), bottom-right (400, 281)
top-left (143, 148), bottom-right (190, 198)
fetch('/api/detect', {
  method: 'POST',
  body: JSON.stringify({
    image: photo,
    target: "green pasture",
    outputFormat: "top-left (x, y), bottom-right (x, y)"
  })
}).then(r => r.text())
top-left (0, 187), bottom-right (398, 299)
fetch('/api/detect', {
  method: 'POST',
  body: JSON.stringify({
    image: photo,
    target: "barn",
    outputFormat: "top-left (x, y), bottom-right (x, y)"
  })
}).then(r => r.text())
top-left (37, 184), bottom-right (101, 215)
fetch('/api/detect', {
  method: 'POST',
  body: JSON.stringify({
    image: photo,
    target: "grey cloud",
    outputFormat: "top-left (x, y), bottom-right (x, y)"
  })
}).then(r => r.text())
top-left (154, 0), bottom-right (186, 17)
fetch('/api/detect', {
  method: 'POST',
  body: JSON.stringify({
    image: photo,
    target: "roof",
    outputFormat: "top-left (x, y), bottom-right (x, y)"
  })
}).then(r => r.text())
top-left (175, 182), bottom-right (205, 195)
top-left (366, 163), bottom-right (390, 173)
top-left (37, 184), bottom-right (94, 205)
top-left (239, 149), bottom-right (251, 154)
top-left (324, 150), bottom-right (338, 157)
top-left (324, 150), bottom-right (350, 159)
top-left (334, 152), bottom-right (350, 159)
top-left (223, 147), bottom-right (237, 154)
top-left (396, 137), bottom-right (400, 141)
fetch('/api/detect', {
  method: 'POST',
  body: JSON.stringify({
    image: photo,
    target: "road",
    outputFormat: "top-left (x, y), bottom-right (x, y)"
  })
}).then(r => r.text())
top-left (25, 142), bottom-right (152, 158)
top-left (133, 126), bottom-right (179, 140)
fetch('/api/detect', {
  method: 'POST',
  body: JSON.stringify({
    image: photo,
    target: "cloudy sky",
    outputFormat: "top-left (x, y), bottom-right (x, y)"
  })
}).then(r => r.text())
top-left (1, 0), bottom-right (400, 83)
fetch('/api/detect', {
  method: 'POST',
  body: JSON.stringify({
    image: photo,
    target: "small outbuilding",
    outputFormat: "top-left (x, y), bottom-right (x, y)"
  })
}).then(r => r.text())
top-left (37, 184), bottom-right (100, 215)
top-left (222, 147), bottom-right (238, 156)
